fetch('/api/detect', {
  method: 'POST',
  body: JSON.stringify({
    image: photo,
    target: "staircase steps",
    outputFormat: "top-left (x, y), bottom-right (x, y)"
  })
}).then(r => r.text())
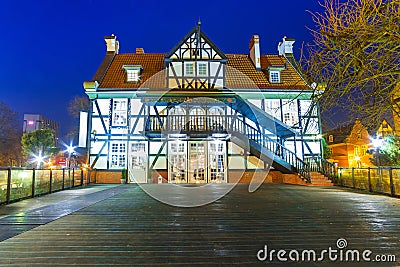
top-left (308, 172), bottom-right (334, 186)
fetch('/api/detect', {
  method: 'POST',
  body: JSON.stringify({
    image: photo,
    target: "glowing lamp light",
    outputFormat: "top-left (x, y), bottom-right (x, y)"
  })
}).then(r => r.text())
top-left (354, 156), bottom-right (360, 162)
top-left (371, 138), bottom-right (383, 148)
top-left (27, 120), bottom-right (35, 126)
top-left (66, 145), bottom-right (75, 154)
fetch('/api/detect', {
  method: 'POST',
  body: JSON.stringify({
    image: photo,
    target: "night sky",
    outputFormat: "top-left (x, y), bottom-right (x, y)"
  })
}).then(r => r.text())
top-left (1, 0), bottom-right (324, 139)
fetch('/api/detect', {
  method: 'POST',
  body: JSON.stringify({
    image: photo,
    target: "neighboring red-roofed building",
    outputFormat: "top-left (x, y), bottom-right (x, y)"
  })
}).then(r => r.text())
top-left (81, 25), bottom-right (323, 184)
top-left (324, 119), bottom-right (373, 168)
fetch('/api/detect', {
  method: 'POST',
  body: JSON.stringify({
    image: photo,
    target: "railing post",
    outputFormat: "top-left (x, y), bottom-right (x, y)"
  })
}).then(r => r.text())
top-left (368, 167), bottom-right (372, 192)
top-left (72, 168), bottom-right (75, 187)
top-left (6, 168), bottom-right (11, 204)
top-left (49, 169), bottom-right (53, 193)
top-left (81, 169), bottom-right (84, 186)
top-left (62, 168), bottom-right (65, 190)
top-left (389, 167), bottom-right (395, 197)
top-left (351, 167), bottom-right (355, 188)
top-left (31, 168), bottom-right (36, 197)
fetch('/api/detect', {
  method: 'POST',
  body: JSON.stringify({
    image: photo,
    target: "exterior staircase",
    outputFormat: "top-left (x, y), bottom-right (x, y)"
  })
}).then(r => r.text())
top-left (308, 172), bottom-right (334, 186)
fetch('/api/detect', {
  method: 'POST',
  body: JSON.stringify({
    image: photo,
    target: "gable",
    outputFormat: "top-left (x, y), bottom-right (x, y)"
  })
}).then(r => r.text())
top-left (165, 25), bottom-right (226, 61)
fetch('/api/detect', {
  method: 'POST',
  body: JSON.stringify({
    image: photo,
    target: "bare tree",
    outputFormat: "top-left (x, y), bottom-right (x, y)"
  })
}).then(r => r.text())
top-left (304, 0), bottom-right (400, 129)
top-left (0, 101), bottom-right (22, 166)
top-left (68, 95), bottom-right (90, 119)
top-left (66, 95), bottom-right (90, 140)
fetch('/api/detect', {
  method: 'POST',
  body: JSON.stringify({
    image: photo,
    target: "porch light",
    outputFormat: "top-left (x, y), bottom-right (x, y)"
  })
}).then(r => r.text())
top-left (168, 134), bottom-right (187, 140)
top-left (211, 133), bottom-right (231, 140)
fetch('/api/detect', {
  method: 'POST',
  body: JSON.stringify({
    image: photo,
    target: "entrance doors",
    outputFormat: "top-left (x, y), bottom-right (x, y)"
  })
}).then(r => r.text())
top-left (208, 141), bottom-right (227, 183)
top-left (188, 142), bottom-right (206, 183)
top-left (168, 140), bottom-right (227, 183)
top-left (128, 142), bottom-right (147, 183)
top-left (168, 140), bottom-right (187, 183)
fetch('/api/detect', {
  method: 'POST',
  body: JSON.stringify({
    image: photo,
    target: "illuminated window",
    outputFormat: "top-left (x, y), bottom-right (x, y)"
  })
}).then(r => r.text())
top-left (270, 71), bottom-right (280, 83)
top-left (110, 142), bottom-right (126, 168)
top-left (127, 70), bottom-right (139, 82)
top-left (123, 65), bottom-right (142, 83)
top-left (329, 135), bottom-right (333, 143)
top-left (185, 63), bottom-right (194, 76)
top-left (354, 145), bottom-right (360, 156)
top-left (112, 99), bottom-right (127, 126)
top-left (198, 62), bottom-right (207, 76)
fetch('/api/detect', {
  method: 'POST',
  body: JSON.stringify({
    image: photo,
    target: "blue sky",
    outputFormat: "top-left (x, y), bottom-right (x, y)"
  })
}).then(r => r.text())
top-left (1, 0), bottom-right (323, 138)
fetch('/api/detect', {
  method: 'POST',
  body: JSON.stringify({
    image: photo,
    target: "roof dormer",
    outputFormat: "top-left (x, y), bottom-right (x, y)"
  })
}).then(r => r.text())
top-left (123, 65), bottom-right (142, 83)
top-left (267, 66), bottom-right (285, 84)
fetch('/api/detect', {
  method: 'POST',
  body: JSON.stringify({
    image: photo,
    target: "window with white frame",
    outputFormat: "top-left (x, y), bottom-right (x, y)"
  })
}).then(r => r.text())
top-left (185, 62), bottom-right (194, 76)
top-left (265, 100), bottom-right (281, 120)
top-left (282, 100), bottom-right (298, 126)
top-left (269, 71), bottom-right (280, 83)
top-left (198, 62), bottom-right (207, 76)
top-left (127, 70), bottom-right (139, 82)
top-left (123, 65), bottom-right (142, 83)
top-left (112, 99), bottom-right (127, 126)
top-left (110, 143), bottom-right (126, 168)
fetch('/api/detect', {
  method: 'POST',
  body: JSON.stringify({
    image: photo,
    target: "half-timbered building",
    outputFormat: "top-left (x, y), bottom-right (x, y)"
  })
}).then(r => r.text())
top-left (82, 24), bottom-right (322, 183)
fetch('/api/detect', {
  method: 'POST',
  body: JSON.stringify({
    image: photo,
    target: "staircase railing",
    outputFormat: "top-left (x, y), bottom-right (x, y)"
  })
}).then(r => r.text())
top-left (304, 156), bottom-right (337, 183)
top-left (145, 114), bottom-right (311, 182)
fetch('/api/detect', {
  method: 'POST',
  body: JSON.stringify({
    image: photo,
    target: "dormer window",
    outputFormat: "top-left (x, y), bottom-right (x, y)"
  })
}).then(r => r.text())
top-left (329, 134), bottom-right (333, 143)
top-left (270, 70), bottom-right (281, 83)
top-left (123, 65), bottom-right (142, 83)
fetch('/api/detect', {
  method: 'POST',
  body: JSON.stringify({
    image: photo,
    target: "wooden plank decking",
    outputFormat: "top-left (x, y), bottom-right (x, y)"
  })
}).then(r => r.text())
top-left (0, 184), bottom-right (398, 265)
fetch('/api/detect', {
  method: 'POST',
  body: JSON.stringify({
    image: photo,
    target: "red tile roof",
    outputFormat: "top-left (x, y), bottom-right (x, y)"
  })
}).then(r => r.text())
top-left (94, 52), bottom-right (309, 90)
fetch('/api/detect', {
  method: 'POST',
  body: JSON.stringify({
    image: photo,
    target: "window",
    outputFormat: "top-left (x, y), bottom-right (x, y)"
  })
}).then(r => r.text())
top-left (123, 65), bottom-right (142, 83)
top-left (198, 62), bottom-right (207, 76)
top-left (270, 71), bottom-right (280, 83)
top-left (112, 99), bottom-right (127, 126)
top-left (283, 113), bottom-right (294, 125)
top-left (127, 70), bottom-right (139, 82)
top-left (328, 135), bottom-right (333, 143)
top-left (185, 63), bottom-right (194, 76)
top-left (110, 142), bottom-right (126, 168)
top-left (361, 145), bottom-right (368, 156)
top-left (354, 145), bottom-right (360, 156)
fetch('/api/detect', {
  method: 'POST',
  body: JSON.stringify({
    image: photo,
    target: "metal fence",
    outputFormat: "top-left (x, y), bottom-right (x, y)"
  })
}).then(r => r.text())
top-left (0, 168), bottom-right (89, 204)
top-left (338, 167), bottom-right (400, 197)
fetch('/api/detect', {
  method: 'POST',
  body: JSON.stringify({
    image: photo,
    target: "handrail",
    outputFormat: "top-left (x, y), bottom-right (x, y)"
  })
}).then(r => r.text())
top-left (145, 114), bottom-right (311, 182)
top-left (304, 155), bottom-right (337, 182)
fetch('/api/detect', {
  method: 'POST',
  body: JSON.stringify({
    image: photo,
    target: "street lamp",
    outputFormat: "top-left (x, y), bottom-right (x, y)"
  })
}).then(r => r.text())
top-left (66, 144), bottom-right (75, 169)
top-left (32, 152), bottom-right (45, 169)
top-left (371, 138), bottom-right (384, 167)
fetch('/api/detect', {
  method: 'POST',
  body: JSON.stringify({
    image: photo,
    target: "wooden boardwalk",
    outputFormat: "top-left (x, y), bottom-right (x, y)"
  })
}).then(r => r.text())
top-left (0, 183), bottom-right (399, 266)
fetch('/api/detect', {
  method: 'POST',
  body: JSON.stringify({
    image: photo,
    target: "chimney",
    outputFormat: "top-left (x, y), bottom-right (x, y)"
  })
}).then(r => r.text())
top-left (277, 36), bottom-right (295, 56)
top-left (249, 35), bottom-right (261, 70)
top-left (104, 34), bottom-right (119, 54)
top-left (136, 48), bottom-right (145, 54)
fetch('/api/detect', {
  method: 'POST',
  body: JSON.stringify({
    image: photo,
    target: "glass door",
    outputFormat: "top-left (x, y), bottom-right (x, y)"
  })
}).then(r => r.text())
top-left (128, 142), bottom-right (147, 183)
top-left (188, 142), bottom-right (207, 183)
top-left (208, 141), bottom-right (227, 183)
top-left (168, 140), bottom-right (187, 183)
